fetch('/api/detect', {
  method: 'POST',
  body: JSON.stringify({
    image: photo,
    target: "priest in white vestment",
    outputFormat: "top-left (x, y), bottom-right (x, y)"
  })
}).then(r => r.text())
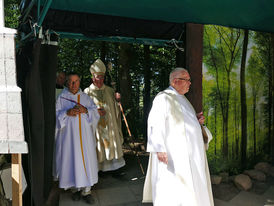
top-left (84, 59), bottom-right (125, 173)
top-left (143, 68), bottom-right (214, 206)
top-left (54, 73), bottom-right (100, 204)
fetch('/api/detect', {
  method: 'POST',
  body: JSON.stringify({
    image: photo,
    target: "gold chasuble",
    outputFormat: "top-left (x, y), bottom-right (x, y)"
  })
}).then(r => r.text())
top-left (84, 84), bottom-right (124, 171)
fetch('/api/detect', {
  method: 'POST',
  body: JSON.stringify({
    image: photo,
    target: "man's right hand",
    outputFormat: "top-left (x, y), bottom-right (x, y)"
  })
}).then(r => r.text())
top-left (157, 152), bottom-right (168, 164)
top-left (66, 108), bottom-right (79, 116)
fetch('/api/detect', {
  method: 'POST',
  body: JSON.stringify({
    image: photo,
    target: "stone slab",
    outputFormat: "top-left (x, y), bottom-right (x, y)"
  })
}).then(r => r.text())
top-left (0, 140), bottom-right (28, 153)
top-left (229, 191), bottom-right (267, 206)
top-left (0, 59), bottom-right (5, 85)
top-left (0, 27), bottom-right (17, 34)
top-left (0, 92), bottom-right (7, 113)
top-left (8, 114), bottom-right (24, 141)
top-left (2, 33), bottom-right (16, 60)
top-left (5, 58), bottom-right (16, 86)
top-left (0, 113), bottom-right (7, 140)
top-left (0, 140), bottom-right (8, 153)
top-left (59, 191), bottom-right (100, 206)
top-left (96, 187), bottom-right (137, 205)
top-left (7, 92), bottom-right (22, 113)
top-left (128, 183), bottom-right (145, 201)
top-left (263, 186), bottom-right (274, 204)
top-left (107, 201), bottom-right (143, 206)
top-left (214, 198), bottom-right (235, 206)
top-left (7, 141), bottom-right (28, 153)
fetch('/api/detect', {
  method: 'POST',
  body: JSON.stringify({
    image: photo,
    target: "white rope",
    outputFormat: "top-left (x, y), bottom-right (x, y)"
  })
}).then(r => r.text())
top-left (169, 38), bottom-right (184, 52)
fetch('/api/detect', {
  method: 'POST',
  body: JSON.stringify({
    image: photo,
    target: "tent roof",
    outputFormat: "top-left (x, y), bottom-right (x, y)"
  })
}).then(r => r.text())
top-left (36, 0), bottom-right (274, 33)
top-left (19, 0), bottom-right (274, 45)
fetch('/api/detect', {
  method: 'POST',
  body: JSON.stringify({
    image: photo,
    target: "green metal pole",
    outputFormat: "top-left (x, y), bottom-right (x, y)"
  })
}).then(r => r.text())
top-left (37, 0), bottom-right (40, 20)
top-left (22, 0), bottom-right (36, 22)
top-left (37, 0), bottom-right (52, 26)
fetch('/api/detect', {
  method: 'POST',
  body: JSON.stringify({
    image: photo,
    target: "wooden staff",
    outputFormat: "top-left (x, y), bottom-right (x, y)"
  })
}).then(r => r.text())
top-left (118, 102), bottom-right (145, 175)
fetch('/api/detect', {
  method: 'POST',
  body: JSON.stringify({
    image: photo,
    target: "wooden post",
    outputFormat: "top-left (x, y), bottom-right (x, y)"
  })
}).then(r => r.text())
top-left (12, 154), bottom-right (22, 206)
top-left (185, 23), bottom-right (204, 113)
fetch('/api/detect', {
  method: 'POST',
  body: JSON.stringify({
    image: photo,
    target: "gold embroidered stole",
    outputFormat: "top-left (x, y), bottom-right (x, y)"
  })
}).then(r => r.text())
top-left (78, 94), bottom-right (87, 177)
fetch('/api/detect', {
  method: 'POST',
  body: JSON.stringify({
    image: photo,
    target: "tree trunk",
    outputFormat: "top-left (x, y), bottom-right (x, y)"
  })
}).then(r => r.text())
top-left (253, 94), bottom-right (257, 158)
top-left (214, 104), bottom-right (217, 156)
top-left (240, 29), bottom-right (249, 169)
top-left (118, 43), bottom-right (132, 108)
top-left (223, 109), bottom-right (229, 158)
top-left (233, 90), bottom-right (237, 159)
top-left (234, 94), bottom-right (239, 159)
top-left (143, 45), bottom-right (151, 141)
top-left (118, 43), bottom-right (134, 136)
top-left (236, 103), bottom-right (240, 159)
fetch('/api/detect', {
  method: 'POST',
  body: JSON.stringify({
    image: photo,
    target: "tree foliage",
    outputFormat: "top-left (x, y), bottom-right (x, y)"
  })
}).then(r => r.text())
top-left (203, 26), bottom-right (274, 172)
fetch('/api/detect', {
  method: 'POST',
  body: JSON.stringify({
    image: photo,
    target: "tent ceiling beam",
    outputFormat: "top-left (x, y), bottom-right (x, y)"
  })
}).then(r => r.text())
top-left (55, 31), bottom-right (183, 46)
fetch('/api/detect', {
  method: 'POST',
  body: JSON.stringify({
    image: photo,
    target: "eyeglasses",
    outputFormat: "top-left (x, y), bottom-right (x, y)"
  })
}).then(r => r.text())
top-left (176, 78), bottom-right (191, 82)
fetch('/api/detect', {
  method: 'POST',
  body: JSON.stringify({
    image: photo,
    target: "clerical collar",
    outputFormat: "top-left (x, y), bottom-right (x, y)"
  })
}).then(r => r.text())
top-left (169, 86), bottom-right (178, 93)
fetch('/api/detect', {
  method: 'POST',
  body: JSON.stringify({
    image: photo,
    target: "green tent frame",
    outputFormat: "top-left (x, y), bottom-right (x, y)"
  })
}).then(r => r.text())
top-left (20, 0), bottom-right (274, 45)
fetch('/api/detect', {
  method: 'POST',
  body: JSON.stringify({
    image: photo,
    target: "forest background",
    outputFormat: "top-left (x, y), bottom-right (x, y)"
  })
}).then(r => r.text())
top-left (4, 0), bottom-right (274, 175)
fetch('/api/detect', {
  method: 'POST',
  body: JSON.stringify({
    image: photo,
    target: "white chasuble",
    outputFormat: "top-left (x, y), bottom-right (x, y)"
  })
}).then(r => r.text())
top-left (143, 87), bottom-right (214, 206)
top-left (54, 88), bottom-right (100, 189)
top-left (84, 84), bottom-right (125, 171)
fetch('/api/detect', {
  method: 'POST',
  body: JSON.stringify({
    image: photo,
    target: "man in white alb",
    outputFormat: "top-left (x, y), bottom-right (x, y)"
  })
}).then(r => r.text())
top-left (143, 68), bottom-right (214, 206)
top-left (54, 73), bottom-right (99, 204)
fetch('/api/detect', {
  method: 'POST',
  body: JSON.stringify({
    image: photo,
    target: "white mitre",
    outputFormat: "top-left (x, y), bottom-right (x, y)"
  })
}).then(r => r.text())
top-left (90, 59), bottom-right (106, 75)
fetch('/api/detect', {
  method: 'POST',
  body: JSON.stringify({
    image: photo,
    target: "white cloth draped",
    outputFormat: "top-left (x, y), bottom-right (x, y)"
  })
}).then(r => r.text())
top-left (54, 88), bottom-right (100, 189)
top-left (143, 86), bottom-right (214, 206)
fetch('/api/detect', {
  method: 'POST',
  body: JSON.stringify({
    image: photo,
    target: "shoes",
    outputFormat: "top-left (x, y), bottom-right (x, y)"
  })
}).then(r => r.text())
top-left (71, 191), bottom-right (81, 201)
top-left (82, 194), bottom-right (95, 204)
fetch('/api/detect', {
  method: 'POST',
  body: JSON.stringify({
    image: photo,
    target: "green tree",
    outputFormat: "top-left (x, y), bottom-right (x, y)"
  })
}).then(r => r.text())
top-left (253, 32), bottom-right (274, 159)
top-left (240, 29), bottom-right (248, 169)
top-left (246, 47), bottom-right (264, 159)
top-left (4, 0), bottom-right (20, 28)
top-left (204, 25), bottom-right (242, 159)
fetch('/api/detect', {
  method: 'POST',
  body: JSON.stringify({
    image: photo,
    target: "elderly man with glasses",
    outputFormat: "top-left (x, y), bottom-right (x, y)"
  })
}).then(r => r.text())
top-left (143, 68), bottom-right (214, 206)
